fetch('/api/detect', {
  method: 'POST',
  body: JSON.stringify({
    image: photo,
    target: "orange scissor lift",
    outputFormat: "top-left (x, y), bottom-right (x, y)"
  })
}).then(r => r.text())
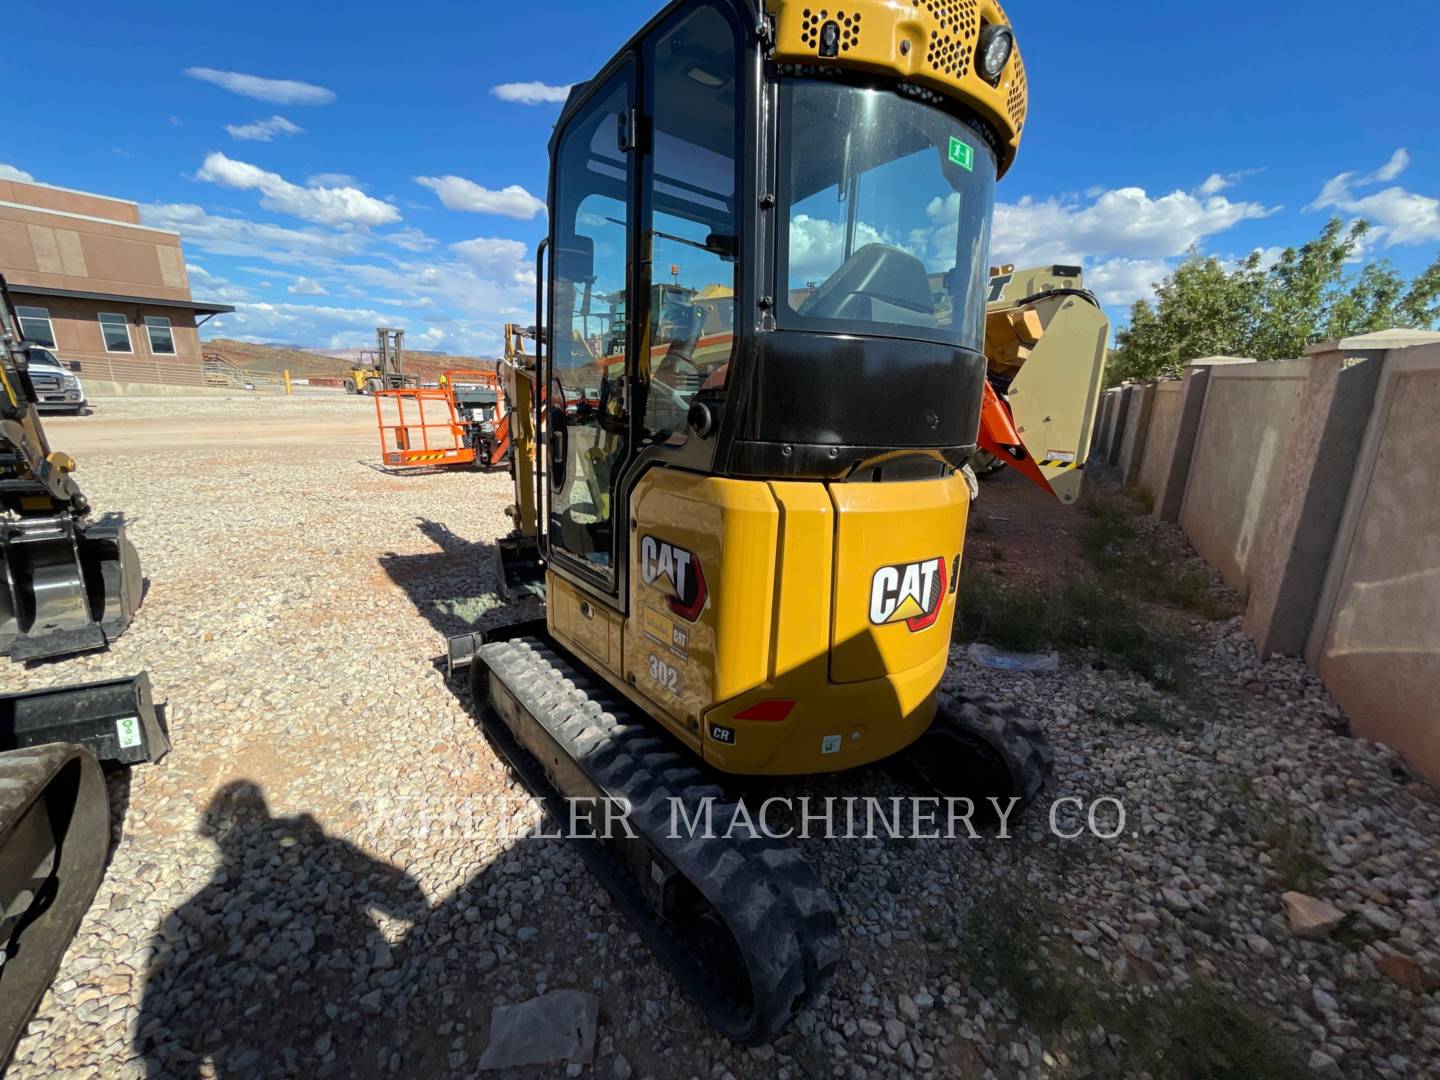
top-left (374, 367), bottom-right (511, 470)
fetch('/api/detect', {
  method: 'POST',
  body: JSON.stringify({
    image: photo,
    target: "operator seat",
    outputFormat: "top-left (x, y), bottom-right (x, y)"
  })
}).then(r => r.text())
top-left (798, 243), bottom-right (938, 329)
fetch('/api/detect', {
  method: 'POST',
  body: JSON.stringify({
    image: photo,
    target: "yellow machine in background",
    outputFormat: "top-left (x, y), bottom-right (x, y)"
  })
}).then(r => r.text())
top-left (450, 0), bottom-right (1075, 1044)
top-left (975, 264), bottom-right (1110, 503)
top-left (343, 326), bottom-right (421, 395)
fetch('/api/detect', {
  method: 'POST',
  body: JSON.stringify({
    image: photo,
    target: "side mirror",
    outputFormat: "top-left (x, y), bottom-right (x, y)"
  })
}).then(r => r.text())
top-left (68, 361), bottom-right (83, 372)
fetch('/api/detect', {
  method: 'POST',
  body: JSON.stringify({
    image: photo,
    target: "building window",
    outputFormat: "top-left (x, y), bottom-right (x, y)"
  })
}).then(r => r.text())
top-left (144, 315), bottom-right (176, 355)
top-left (16, 306), bottom-right (57, 348)
top-left (98, 313), bottom-right (133, 353)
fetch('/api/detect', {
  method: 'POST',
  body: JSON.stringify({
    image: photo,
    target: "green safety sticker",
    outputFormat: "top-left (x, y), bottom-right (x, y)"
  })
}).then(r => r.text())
top-left (948, 136), bottom-right (975, 172)
top-left (116, 716), bottom-right (141, 750)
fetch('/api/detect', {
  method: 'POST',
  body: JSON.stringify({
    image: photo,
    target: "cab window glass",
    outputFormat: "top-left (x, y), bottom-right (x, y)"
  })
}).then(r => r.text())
top-left (779, 81), bottom-right (996, 351)
top-left (640, 2), bottom-right (739, 444)
top-left (548, 77), bottom-right (632, 573)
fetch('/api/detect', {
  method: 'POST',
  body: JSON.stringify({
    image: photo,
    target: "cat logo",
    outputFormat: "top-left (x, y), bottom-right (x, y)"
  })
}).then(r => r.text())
top-left (639, 535), bottom-right (708, 621)
top-left (869, 556), bottom-right (947, 632)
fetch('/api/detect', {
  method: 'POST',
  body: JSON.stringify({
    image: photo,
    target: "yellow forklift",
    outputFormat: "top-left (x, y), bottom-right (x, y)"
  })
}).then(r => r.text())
top-left (342, 326), bottom-right (421, 395)
top-left (453, 0), bottom-right (1068, 1042)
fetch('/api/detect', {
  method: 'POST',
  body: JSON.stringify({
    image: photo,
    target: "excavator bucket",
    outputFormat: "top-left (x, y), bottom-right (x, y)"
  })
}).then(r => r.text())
top-left (0, 516), bottom-right (142, 662)
top-left (0, 741), bottom-right (109, 1070)
top-left (2, 673), bottom-right (168, 766)
top-left (981, 265), bottom-right (1111, 504)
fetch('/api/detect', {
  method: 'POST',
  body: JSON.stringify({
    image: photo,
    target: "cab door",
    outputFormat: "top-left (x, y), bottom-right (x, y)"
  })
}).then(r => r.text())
top-left (543, 66), bottom-right (636, 592)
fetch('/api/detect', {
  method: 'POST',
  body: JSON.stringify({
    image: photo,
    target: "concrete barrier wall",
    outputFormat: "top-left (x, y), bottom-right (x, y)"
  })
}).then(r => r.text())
top-left (1307, 342), bottom-right (1440, 778)
top-left (1116, 331), bottom-right (1440, 779)
top-left (1115, 384), bottom-right (1154, 487)
top-left (1093, 389), bottom-right (1121, 462)
top-left (1178, 360), bottom-right (1308, 594)
top-left (1136, 380), bottom-right (1182, 499)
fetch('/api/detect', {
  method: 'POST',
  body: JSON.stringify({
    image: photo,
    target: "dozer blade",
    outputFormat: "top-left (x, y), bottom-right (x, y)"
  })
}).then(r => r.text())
top-left (0, 742), bottom-right (109, 1071)
top-left (0, 516), bottom-right (142, 662)
top-left (473, 635), bottom-right (839, 1043)
top-left (1, 673), bottom-right (168, 767)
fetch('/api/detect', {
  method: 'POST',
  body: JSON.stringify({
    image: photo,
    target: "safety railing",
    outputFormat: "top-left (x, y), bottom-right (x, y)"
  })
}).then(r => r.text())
top-left (373, 387), bottom-right (476, 468)
top-left (202, 354), bottom-right (287, 392)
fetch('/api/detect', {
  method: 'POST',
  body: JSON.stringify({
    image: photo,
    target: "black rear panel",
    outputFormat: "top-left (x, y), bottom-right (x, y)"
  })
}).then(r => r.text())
top-left (722, 330), bottom-right (985, 478)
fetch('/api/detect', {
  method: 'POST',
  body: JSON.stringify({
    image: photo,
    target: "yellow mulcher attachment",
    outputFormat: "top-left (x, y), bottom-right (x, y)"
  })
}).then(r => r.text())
top-left (974, 264), bottom-right (1110, 503)
top-left (449, 0), bottom-right (1058, 1044)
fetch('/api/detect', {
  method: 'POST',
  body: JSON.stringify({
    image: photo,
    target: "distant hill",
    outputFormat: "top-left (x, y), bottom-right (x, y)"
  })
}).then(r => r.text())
top-left (201, 339), bottom-right (494, 384)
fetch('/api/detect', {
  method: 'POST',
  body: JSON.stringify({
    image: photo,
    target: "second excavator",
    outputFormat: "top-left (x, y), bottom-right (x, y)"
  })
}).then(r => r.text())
top-left (451, 0), bottom-right (1094, 1044)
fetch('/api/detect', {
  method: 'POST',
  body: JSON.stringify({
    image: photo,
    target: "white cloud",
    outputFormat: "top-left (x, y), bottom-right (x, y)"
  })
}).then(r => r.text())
top-left (1369, 149), bottom-right (1410, 184)
top-left (140, 202), bottom-right (370, 260)
top-left (788, 215), bottom-right (895, 284)
top-left (205, 299), bottom-right (498, 355)
top-left (1195, 168), bottom-right (1262, 197)
top-left (288, 276), bottom-right (328, 295)
top-left (381, 226), bottom-right (437, 252)
top-left (1307, 148), bottom-right (1440, 247)
top-left (168, 115), bottom-right (184, 128)
top-left (785, 179), bottom-right (1269, 310)
top-left (226, 115), bottom-right (304, 142)
top-left (450, 236), bottom-right (529, 278)
top-left (1083, 258), bottom-right (1170, 307)
top-left (992, 186), bottom-right (1276, 266)
top-left (0, 163), bottom-right (34, 182)
top-left (183, 67), bottom-right (336, 106)
top-left (306, 172), bottom-right (356, 188)
top-left (1196, 174), bottom-right (1231, 197)
top-left (196, 152), bottom-right (400, 227)
top-left (492, 81), bottom-right (573, 105)
top-left (1250, 246), bottom-right (1287, 270)
top-left (415, 175), bottom-right (545, 219)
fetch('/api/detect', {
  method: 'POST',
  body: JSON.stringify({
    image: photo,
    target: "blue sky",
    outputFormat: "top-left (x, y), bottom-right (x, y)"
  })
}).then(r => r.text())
top-left (4, 0), bottom-right (1438, 354)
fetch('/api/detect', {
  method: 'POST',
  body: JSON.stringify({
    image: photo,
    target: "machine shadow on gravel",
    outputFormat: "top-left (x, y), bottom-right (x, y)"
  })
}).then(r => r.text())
top-left (135, 780), bottom-right (432, 1079)
top-left (377, 518), bottom-right (535, 645)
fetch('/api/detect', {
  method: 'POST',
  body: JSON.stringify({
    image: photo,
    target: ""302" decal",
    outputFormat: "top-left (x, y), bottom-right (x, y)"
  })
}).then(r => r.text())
top-left (647, 653), bottom-right (682, 696)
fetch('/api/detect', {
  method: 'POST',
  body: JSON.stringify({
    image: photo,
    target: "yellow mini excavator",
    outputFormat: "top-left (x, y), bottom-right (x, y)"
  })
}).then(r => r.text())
top-left (452, 0), bottom-right (1077, 1043)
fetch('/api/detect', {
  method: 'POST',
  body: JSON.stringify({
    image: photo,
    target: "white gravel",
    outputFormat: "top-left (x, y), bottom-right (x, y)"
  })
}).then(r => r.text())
top-left (7, 398), bottom-right (1438, 1080)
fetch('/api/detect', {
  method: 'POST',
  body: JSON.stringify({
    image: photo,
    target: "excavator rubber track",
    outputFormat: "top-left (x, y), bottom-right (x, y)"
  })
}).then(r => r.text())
top-left (904, 690), bottom-right (1055, 813)
top-left (0, 742), bottom-right (109, 1070)
top-left (473, 635), bottom-right (840, 1043)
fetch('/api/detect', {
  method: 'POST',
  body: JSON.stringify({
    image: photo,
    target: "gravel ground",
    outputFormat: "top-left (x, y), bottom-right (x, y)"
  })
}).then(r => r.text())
top-left (7, 396), bottom-right (1439, 1079)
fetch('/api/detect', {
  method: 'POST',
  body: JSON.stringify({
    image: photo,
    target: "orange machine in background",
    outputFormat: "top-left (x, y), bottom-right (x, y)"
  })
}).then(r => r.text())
top-left (374, 367), bottom-right (512, 470)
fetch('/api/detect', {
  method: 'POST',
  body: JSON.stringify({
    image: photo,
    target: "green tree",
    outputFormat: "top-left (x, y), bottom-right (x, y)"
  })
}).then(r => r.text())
top-left (1105, 219), bottom-right (1440, 386)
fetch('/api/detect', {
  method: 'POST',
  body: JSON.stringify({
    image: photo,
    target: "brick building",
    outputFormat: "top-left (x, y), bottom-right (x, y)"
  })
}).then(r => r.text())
top-left (0, 177), bottom-right (232, 391)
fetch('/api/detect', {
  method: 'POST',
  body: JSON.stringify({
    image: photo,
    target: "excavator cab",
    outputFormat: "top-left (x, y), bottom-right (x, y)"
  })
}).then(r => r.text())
top-left (532, 0), bottom-right (1013, 759)
top-left (469, 0), bottom-right (1049, 1043)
